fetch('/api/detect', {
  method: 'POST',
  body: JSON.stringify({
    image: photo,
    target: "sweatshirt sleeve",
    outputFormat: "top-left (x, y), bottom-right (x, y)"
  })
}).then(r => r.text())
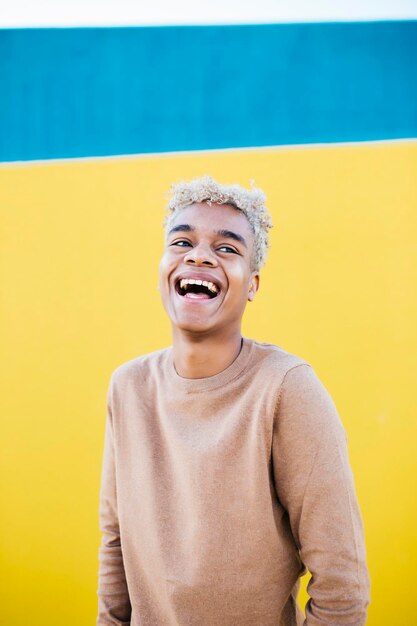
top-left (97, 377), bottom-right (132, 625)
top-left (272, 363), bottom-right (371, 626)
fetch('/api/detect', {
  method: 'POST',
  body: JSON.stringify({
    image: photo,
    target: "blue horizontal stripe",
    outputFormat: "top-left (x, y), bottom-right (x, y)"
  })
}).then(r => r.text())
top-left (0, 22), bottom-right (416, 161)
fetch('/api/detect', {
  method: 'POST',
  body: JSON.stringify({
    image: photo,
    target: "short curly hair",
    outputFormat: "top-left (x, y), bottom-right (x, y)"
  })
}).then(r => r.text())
top-left (164, 175), bottom-right (273, 271)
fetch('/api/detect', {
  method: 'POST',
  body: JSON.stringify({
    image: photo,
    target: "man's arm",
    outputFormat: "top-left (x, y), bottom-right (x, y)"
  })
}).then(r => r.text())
top-left (272, 364), bottom-right (371, 626)
top-left (97, 377), bottom-right (132, 625)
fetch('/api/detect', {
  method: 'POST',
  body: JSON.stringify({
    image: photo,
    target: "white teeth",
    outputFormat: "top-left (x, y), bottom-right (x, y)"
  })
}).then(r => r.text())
top-left (207, 282), bottom-right (218, 293)
top-left (178, 278), bottom-right (219, 294)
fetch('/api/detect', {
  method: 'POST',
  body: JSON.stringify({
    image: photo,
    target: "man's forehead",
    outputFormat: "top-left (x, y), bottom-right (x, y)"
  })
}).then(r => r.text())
top-left (168, 202), bottom-right (253, 235)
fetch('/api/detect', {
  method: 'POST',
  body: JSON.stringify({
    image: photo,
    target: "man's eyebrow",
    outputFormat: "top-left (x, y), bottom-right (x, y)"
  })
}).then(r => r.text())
top-left (167, 224), bottom-right (247, 248)
top-left (215, 229), bottom-right (247, 248)
top-left (167, 224), bottom-right (195, 235)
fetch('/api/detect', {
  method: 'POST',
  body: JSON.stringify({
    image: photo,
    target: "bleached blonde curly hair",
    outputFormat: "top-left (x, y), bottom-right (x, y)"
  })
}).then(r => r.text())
top-left (164, 175), bottom-right (273, 271)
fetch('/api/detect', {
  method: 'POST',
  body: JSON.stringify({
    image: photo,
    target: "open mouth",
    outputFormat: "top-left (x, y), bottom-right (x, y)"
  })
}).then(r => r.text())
top-left (175, 278), bottom-right (220, 300)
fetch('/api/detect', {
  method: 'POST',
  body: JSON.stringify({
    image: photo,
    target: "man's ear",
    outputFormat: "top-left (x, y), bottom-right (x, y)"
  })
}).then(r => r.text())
top-left (247, 272), bottom-right (260, 302)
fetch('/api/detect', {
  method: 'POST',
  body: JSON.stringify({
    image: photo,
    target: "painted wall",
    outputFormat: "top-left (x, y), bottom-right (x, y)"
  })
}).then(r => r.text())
top-left (1, 18), bottom-right (416, 626)
top-left (1, 23), bottom-right (417, 161)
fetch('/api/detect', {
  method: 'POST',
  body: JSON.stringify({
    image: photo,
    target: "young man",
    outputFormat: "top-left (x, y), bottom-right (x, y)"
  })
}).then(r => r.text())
top-left (97, 176), bottom-right (370, 625)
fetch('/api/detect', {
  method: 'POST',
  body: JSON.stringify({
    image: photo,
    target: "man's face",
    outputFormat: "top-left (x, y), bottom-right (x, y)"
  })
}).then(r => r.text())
top-left (158, 202), bottom-right (259, 336)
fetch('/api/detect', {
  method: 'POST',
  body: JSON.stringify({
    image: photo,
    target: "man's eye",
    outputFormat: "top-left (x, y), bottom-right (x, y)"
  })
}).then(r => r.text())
top-left (171, 240), bottom-right (191, 247)
top-left (218, 245), bottom-right (237, 253)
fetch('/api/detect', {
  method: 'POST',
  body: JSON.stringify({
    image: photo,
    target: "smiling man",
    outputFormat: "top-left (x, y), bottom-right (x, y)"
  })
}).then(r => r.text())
top-left (97, 176), bottom-right (370, 625)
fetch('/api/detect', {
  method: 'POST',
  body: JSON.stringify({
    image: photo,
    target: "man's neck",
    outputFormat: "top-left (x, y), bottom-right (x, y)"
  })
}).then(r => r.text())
top-left (171, 329), bottom-right (243, 379)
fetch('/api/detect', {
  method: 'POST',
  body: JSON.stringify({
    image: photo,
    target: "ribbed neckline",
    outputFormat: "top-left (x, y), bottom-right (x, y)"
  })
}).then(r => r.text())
top-left (165, 336), bottom-right (254, 394)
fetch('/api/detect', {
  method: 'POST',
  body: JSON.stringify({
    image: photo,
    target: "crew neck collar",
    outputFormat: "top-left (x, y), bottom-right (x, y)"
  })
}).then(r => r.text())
top-left (166, 337), bottom-right (254, 394)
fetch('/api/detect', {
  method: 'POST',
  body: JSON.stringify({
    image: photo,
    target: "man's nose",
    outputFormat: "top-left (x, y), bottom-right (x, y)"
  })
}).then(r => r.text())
top-left (183, 243), bottom-right (217, 266)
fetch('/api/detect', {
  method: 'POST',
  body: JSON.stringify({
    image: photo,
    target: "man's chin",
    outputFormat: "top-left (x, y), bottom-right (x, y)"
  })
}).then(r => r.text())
top-left (167, 298), bottom-right (221, 332)
top-left (173, 317), bottom-right (216, 335)
top-left (166, 307), bottom-right (220, 334)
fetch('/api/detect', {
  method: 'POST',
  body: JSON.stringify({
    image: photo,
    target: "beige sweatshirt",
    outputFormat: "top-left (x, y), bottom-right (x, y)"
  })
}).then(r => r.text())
top-left (97, 338), bottom-right (370, 625)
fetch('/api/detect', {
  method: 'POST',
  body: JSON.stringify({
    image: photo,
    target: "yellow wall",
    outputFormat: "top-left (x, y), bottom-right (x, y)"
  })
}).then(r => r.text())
top-left (1, 141), bottom-right (416, 624)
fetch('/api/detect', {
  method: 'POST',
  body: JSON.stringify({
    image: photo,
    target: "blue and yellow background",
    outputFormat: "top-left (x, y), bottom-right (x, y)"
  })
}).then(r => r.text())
top-left (1, 6), bottom-right (416, 625)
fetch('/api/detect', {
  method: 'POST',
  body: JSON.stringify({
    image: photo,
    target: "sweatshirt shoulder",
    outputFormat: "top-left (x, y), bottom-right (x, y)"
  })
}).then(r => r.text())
top-left (256, 342), bottom-right (344, 434)
top-left (250, 340), bottom-right (336, 407)
top-left (108, 346), bottom-right (170, 392)
top-left (250, 339), bottom-right (312, 376)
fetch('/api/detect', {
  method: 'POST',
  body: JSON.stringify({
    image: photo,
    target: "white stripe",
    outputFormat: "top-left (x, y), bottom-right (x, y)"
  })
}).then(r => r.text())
top-left (1, 0), bottom-right (417, 28)
top-left (1, 138), bottom-right (416, 168)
